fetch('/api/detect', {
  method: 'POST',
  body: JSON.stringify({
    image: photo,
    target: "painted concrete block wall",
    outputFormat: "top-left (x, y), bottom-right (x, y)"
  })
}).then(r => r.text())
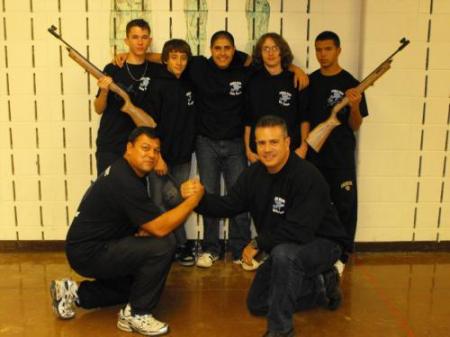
top-left (357, 0), bottom-right (450, 242)
top-left (0, 0), bottom-right (448, 243)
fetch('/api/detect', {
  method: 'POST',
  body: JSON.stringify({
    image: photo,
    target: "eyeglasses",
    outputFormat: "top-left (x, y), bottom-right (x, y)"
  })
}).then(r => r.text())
top-left (262, 45), bottom-right (280, 53)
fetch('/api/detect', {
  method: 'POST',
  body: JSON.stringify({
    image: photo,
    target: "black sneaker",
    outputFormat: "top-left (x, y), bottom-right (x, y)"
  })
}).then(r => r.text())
top-left (176, 245), bottom-right (195, 267)
top-left (320, 267), bottom-right (342, 310)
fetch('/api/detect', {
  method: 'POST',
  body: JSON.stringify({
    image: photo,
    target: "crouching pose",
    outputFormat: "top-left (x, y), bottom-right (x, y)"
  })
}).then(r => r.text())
top-left (50, 127), bottom-right (204, 336)
top-left (182, 115), bottom-right (350, 337)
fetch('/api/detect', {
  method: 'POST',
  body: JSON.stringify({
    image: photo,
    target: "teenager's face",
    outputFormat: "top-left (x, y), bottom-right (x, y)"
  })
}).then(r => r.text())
top-left (210, 37), bottom-right (235, 69)
top-left (125, 134), bottom-right (160, 177)
top-left (255, 126), bottom-right (290, 174)
top-left (261, 37), bottom-right (281, 69)
top-left (125, 26), bottom-right (152, 57)
top-left (166, 51), bottom-right (189, 78)
top-left (315, 39), bottom-right (340, 69)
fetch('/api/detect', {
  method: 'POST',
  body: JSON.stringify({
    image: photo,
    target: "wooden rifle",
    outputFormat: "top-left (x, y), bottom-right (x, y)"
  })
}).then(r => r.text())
top-left (48, 25), bottom-right (156, 127)
top-left (306, 37), bottom-right (410, 152)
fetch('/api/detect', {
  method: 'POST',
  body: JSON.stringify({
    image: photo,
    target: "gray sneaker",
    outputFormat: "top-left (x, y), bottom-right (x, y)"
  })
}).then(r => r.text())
top-left (50, 279), bottom-right (79, 320)
top-left (117, 303), bottom-right (169, 336)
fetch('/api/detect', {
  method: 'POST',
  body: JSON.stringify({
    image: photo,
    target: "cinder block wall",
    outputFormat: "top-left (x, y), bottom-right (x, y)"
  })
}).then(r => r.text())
top-left (0, 0), bottom-right (448, 243)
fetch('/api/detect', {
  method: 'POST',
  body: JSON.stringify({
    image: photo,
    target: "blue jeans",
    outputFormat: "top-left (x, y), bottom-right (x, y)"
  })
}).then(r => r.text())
top-left (147, 161), bottom-right (192, 246)
top-left (195, 135), bottom-right (251, 259)
top-left (246, 238), bottom-right (342, 333)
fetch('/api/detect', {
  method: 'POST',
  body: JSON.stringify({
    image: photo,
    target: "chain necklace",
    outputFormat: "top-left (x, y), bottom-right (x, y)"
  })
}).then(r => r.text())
top-left (125, 61), bottom-right (148, 81)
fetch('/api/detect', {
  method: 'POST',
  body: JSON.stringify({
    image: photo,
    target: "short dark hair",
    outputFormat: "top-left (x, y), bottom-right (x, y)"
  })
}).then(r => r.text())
top-left (210, 30), bottom-right (235, 47)
top-left (253, 32), bottom-right (293, 70)
top-left (255, 115), bottom-right (288, 135)
top-left (315, 31), bottom-right (340, 48)
top-left (126, 19), bottom-right (151, 36)
top-left (161, 39), bottom-right (192, 63)
top-left (127, 126), bottom-right (159, 144)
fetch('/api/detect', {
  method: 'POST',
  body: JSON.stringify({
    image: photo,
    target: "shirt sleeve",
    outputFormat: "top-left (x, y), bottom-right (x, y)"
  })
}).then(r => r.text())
top-left (95, 63), bottom-right (116, 98)
top-left (359, 93), bottom-right (369, 117)
top-left (145, 82), bottom-right (161, 122)
top-left (297, 87), bottom-right (309, 123)
top-left (298, 85), bottom-right (311, 123)
top-left (243, 88), bottom-right (253, 126)
top-left (116, 179), bottom-right (162, 228)
top-left (196, 170), bottom-right (249, 217)
top-left (188, 55), bottom-right (207, 80)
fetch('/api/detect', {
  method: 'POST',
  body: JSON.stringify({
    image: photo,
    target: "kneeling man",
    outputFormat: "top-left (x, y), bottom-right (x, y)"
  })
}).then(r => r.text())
top-left (183, 115), bottom-right (349, 337)
top-left (50, 126), bottom-right (204, 336)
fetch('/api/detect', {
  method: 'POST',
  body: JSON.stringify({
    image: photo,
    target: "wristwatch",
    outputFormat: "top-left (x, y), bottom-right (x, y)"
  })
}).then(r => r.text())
top-left (249, 238), bottom-right (258, 250)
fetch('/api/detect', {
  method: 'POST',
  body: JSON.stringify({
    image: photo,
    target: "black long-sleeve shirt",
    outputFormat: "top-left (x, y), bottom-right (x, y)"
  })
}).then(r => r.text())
top-left (188, 52), bottom-right (251, 140)
top-left (196, 153), bottom-right (351, 252)
top-left (147, 66), bottom-right (196, 166)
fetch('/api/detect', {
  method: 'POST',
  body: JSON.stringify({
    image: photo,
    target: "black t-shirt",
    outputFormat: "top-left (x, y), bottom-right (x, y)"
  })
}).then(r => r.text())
top-left (245, 68), bottom-right (307, 152)
top-left (305, 69), bottom-right (369, 169)
top-left (96, 62), bottom-right (162, 154)
top-left (66, 158), bottom-right (161, 263)
top-left (148, 66), bottom-right (196, 166)
top-left (188, 52), bottom-right (252, 140)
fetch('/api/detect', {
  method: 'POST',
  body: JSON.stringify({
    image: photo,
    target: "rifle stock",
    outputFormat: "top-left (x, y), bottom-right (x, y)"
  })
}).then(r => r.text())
top-left (49, 25), bottom-right (156, 128)
top-left (306, 38), bottom-right (409, 152)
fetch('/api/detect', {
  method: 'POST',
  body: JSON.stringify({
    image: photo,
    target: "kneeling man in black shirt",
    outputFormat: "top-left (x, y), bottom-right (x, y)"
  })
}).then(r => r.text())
top-left (50, 126), bottom-right (204, 336)
top-left (182, 115), bottom-right (350, 337)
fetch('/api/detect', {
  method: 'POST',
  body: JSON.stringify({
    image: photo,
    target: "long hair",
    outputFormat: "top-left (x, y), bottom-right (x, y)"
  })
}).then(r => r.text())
top-left (252, 32), bottom-right (293, 70)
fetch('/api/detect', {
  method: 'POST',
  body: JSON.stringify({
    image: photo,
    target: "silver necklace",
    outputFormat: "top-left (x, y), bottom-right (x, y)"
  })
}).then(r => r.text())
top-left (125, 61), bottom-right (148, 81)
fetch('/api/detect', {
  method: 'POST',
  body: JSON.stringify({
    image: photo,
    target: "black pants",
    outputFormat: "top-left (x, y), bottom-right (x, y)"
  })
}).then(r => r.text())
top-left (317, 167), bottom-right (357, 251)
top-left (67, 234), bottom-right (176, 315)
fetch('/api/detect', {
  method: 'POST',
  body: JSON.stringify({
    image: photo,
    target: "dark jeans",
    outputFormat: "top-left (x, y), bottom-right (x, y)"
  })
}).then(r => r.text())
top-left (96, 151), bottom-right (122, 176)
top-left (195, 135), bottom-right (251, 259)
top-left (318, 167), bottom-right (358, 250)
top-left (147, 161), bottom-right (192, 246)
top-left (247, 238), bottom-right (342, 333)
top-left (66, 234), bottom-right (176, 315)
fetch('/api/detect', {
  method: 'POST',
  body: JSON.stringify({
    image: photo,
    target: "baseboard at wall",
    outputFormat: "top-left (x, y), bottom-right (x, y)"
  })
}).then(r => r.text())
top-left (354, 241), bottom-right (450, 252)
top-left (0, 240), bottom-right (66, 251)
top-left (1, 240), bottom-right (450, 252)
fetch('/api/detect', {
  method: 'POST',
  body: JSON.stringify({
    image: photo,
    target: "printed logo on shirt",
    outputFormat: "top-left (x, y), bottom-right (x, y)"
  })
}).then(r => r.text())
top-left (186, 91), bottom-right (194, 106)
top-left (278, 91), bottom-right (292, 106)
top-left (104, 166), bottom-right (111, 176)
top-left (340, 180), bottom-right (353, 191)
top-left (327, 89), bottom-right (344, 107)
top-left (229, 81), bottom-right (243, 96)
top-left (272, 196), bottom-right (286, 215)
top-left (139, 77), bottom-right (150, 91)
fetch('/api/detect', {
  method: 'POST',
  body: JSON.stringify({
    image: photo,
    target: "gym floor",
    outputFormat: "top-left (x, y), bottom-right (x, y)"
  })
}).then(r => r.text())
top-left (0, 251), bottom-right (449, 337)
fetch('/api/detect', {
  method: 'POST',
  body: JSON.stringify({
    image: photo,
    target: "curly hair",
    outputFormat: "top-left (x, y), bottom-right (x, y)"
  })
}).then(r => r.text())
top-left (252, 33), bottom-right (293, 70)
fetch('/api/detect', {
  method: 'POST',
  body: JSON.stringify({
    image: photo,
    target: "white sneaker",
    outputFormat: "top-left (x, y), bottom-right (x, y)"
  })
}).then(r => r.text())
top-left (334, 260), bottom-right (345, 277)
top-left (196, 252), bottom-right (219, 268)
top-left (50, 279), bottom-right (79, 320)
top-left (117, 303), bottom-right (169, 336)
top-left (233, 258), bottom-right (260, 271)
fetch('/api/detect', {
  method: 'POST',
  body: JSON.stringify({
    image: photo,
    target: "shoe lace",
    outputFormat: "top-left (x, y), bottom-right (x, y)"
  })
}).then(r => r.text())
top-left (61, 282), bottom-right (78, 312)
top-left (133, 314), bottom-right (164, 330)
